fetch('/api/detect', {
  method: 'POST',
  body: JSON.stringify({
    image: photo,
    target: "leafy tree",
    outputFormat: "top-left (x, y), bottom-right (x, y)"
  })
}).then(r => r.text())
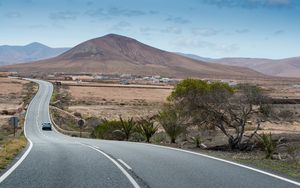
top-left (169, 79), bottom-right (270, 150)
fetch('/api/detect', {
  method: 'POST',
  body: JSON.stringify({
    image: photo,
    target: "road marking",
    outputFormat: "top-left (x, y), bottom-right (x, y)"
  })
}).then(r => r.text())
top-left (140, 143), bottom-right (300, 187)
top-left (0, 78), bottom-right (38, 183)
top-left (118, 159), bottom-right (132, 170)
top-left (81, 143), bottom-right (140, 188)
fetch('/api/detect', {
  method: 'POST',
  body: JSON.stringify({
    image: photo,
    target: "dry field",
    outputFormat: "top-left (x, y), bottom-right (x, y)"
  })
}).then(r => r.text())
top-left (66, 84), bottom-right (172, 119)
top-left (0, 77), bottom-right (30, 129)
top-left (62, 80), bottom-right (300, 138)
top-left (0, 77), bottom-right (34, 170)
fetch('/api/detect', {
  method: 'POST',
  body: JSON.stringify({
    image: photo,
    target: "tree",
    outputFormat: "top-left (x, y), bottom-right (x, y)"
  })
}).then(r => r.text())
top-left (169, 79), bottom-right (270, 150)
top-left (156, 104), bottom-right (187, 143)
top-left (137, 117), bottom-right (158, 143)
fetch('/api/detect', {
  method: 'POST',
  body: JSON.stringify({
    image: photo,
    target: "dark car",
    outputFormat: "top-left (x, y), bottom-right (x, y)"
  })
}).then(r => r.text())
top-left (42, 122), bottom-right (52, 131)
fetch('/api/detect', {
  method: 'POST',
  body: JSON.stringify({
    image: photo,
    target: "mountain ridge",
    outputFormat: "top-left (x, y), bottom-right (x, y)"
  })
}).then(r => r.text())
top-left (0, 43), bottom-right (69, 66)
top-left (178, 53), bottom-right (300, 78)
top-left (0, 34), bottom-right (264, 79)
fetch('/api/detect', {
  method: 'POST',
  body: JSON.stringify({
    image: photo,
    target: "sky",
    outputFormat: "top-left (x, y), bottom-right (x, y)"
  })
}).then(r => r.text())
top-left (0, 0), bottom-right (299, 59)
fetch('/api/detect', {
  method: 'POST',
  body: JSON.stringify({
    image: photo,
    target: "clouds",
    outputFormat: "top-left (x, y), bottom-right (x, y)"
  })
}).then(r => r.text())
top-left (110, 21), bottom-right (131, 32)
top-left (85, 7), bottom-right (146, 18)
top-left (165, 16), bottom-right (189, 24)
top-left (49, 11), bottom-right (79, 20)
top-left (274, 29), bottom-right (285, 35)
top-left (191, 28), bottom-right (221, 36)
top-left (161, 26), bottom-right (182, 34)
top-left (201, 0), bottom-right (295, 9)
top-left (173, 37), bottom-right (239, 54)
top-left (235, 29), bottom-right (250, 34)
top-left (5, 11), bottom-right (21, 18)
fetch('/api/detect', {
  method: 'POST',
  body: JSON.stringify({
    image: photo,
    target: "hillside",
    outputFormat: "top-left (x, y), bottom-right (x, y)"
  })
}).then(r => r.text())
top-left (178, 53), bottom-right (300, 78)
top-left (0, 42), bottom-right (69, 66)
top-left (0, 34), bottom-right (264, 79)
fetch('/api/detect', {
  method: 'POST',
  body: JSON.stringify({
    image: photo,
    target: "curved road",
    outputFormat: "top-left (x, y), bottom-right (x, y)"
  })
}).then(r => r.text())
top-left (0, 79), bottom-right (299, 188)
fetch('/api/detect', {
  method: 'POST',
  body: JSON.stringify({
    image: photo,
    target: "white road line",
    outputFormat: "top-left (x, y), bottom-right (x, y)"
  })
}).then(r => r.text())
top-left (81, 144), bottom-right (140, 188)
top-left (0, 78), bottom-right (38, 183)
top-left (140, 143), bottom-right (300, 187)
top-left (118, 159), bottom-right (132, 170)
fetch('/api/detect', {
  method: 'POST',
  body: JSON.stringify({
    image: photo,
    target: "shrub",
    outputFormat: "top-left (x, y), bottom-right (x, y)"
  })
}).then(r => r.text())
top-left (256, 132), bottom-right (277, 159)
top-left (93, 120), bottom-right (124, 140)
top-left (136, 117), bottom-right (158, 143)
top-left (189, 134), bottom-right (202, 148)
top-left (157, 104), bottom-right (186, 143)
top-left (277, 110), bottom-right (294, 121)
top-left (114, 116), bottom-right (136, 141)
top-left (73, 112), bottom-right (82, 118)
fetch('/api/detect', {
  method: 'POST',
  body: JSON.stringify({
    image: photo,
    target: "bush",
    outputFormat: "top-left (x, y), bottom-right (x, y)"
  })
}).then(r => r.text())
top-left (136, 117), bottom-right (158, 143)
top-left (189, 134), bottom-right (202, 148)
top-left (93, 120), bottom-right (124, 140)
top-left (114, 116), bottom-right (136, 141)
top-left (256, 132), bottom-right (277, 159)
top-left (277, 110), bottom-right (294, 121)
top-left (157, 104), bottom-right (186, 143)
top-left (73, 112), bottom-right (82, 118)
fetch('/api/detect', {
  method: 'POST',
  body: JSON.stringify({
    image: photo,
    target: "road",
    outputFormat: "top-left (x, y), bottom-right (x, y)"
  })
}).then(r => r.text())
top-left (0, 79), bottom-right (299, 188)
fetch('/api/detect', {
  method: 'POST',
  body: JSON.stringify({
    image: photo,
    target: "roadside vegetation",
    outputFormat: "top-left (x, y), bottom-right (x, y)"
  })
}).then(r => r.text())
top-left (0, 79), bottom-right (37, 170)
top-left (50, 78), bottom-right (300, 180)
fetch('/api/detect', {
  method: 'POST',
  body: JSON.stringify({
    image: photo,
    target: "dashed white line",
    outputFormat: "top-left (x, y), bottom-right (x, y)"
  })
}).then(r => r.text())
top-left (118, 159), bottom-right (132, 170)
top-left (81, 144), bottom-right (140, 188)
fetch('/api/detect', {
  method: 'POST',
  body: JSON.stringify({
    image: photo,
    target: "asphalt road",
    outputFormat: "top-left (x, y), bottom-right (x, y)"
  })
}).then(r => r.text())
top-left (0, 79), bottom-right (299, 188)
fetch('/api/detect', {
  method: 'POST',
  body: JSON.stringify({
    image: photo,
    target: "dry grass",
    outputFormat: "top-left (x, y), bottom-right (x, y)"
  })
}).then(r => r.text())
top-left (0, 77), bottom-right (37, 171)
top-left (69, 85), bottom-right (171, 103)
top-left (65, 84), bottom-right (171, 120)
top-left (0, 136), bottom-right (27, 169)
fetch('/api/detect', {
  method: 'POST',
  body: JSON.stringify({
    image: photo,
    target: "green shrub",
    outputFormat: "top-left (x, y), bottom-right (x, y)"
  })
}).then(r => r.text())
top-left (93, 120), bottom-right (124, 140)
top-left (190, 134), bottom-right (202, 148)
top-left (257, 132), bottom-right (277, 159)
top-left (114, 116), bottom-right (136, 141)
top-left (136, 117), bottom-right (158, 143)
top-left (157, 105), bottom-right (186, 143)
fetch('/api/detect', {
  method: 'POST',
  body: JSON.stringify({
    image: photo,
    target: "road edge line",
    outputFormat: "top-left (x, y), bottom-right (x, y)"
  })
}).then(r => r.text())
top-left (139, 143), bottom-right (300, 186)
top-left (0, 78), bottom-right (37, 183)
top-left (81, 143), bottom-right (140, 188)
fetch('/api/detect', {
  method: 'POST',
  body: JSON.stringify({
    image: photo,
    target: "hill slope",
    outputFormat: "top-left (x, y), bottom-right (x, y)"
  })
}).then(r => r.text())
top-left (0, 42), bottom-right (69, 66)
top-left (0, 34), bottom-right (264, 79)
top-left (178, 53), bottom-right (300, 78)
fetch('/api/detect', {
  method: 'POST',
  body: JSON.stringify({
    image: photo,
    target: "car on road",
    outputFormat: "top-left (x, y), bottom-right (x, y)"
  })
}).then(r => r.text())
top-left (42, 122), bottom-right (52, 131)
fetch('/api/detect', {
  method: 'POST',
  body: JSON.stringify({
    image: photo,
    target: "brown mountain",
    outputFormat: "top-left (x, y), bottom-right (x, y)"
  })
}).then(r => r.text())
top-left (178, 53), bottom-right (300, 78)
top-left (0, 42), bottom-right (69, 66)
top-left (211, 57), bottom-right (300, 78)
top-left (0, 34), bottom-right (264, 79)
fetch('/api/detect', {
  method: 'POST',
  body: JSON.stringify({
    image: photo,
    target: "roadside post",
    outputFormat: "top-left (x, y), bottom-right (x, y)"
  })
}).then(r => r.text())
top-left (78, 119), bottom-right (85, 137)
top-left (9, 116), bottom-right (19, 137)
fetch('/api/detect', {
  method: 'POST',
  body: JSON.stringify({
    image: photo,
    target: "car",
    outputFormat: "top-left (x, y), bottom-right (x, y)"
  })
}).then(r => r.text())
top-left (42, 122), bottom-right (52, 131)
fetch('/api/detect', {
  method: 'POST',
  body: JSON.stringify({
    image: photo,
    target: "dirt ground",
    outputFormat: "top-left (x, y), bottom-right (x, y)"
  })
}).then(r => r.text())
top-left (65, 84), bottom-right (171, 119)
top-left (68, 85), bottom-right (171, 103)
top-left (0, 77), bottom-right (30, 129)
top-left (0, 77), bottom-right (27, 107)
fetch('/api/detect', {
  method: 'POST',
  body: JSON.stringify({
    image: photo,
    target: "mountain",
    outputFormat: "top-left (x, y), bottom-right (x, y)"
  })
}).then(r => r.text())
top-left (178, 53), bottom-right (300, 78)
top-left (0, 42), bottom-right (69, 66)
top-left (0, 34), bottom-right (264, 79)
